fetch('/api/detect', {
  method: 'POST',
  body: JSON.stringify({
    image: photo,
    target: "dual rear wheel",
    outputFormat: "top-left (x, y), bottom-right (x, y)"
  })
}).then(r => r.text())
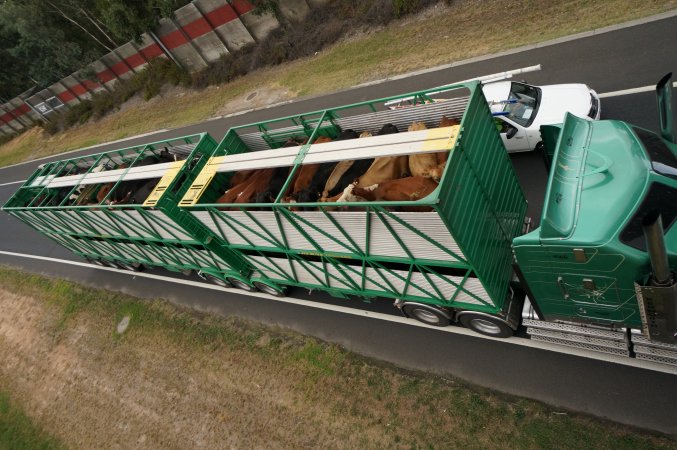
top-left (401, 303), bottom-right (514, 338)
top-left (202, 274), bottom-right (286, 297)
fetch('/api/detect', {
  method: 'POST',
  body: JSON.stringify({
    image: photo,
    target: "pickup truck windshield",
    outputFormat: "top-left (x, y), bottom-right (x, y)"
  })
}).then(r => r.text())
top-left (503, 82), bottom-right (540, 127)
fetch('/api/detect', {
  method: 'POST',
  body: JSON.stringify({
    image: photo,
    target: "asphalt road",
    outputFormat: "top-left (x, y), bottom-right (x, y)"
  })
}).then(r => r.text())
top-left (1, 13), bottom-right (677, 435)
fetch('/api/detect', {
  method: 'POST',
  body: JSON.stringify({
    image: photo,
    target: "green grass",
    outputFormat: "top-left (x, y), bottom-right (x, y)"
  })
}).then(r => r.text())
top-left (0, 0), bottom-right (675, 168)
top-left (0, 266), bottom-right (675, 448)
top-left (0, 391), bottom-right (65, 450)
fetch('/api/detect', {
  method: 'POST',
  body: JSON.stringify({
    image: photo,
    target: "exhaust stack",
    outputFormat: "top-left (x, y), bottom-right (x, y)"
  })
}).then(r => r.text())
top-left (643, 211), bottom-right (674, 286)
top-left (656, 72), bottom-right (674, 144)
top-left (635, 211), bottom-right (677, 343)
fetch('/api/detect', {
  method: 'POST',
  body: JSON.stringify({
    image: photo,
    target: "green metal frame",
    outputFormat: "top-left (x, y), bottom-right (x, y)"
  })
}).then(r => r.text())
top-left (3, 133), bottom-right (250, 279)
top-left (183, 80), bottom-right (527, 312)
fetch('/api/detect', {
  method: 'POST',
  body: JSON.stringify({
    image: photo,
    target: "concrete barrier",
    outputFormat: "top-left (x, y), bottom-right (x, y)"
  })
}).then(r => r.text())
top-left (1, 0), bottom-right (294, 137)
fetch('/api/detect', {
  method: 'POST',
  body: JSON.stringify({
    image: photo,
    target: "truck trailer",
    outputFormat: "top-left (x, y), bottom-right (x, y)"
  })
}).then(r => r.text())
top-left (4, 77), bottom-right (676, 364)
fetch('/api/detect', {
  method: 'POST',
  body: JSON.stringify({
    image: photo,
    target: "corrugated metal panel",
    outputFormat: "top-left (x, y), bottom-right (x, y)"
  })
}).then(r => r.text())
top-left (193, 210), bottom-right (284, 247)
top-left (365, 267), bottom-right (407, 295)
top-left (369, 212), bottom-right (463, 262)
top-left (247, 255), bottom-right (294, 279)
top-left (335, 97), bottom-right (468, 134)
top-left (292, 259), bottom-right (328, 286)
top-left (283, 211), bottom-right (366, 254)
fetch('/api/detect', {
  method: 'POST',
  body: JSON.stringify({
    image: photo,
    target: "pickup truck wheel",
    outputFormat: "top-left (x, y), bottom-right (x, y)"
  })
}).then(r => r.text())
top-left (226, 277), bottom-right (257, 292)
top-left (402, 303), bottom-right (451, 327)
top-left (458, 313), bottom-right (513, 338)
top-left (253, 281), bottom-right (286, 297)
top-left (204, 274), bottom-right (231, 288)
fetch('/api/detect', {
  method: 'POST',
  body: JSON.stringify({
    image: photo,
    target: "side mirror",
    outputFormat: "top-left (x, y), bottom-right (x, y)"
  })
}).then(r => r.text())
top-left (506, 127), bottom-right (518, 139)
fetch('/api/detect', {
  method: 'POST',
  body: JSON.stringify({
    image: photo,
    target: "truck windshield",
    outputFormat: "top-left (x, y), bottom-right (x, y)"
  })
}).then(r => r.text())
top-left (503, 82), bottom-right (540, 127)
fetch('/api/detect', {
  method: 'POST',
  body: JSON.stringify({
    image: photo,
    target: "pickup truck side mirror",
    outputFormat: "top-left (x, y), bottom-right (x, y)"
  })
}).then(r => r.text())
top-left (506, 127), bottom-right (518, 139)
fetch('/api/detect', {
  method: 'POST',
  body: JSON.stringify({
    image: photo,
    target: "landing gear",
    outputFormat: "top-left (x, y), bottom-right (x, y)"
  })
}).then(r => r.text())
top-left (458, 313), bottom-right (514, 338)
top-left (253, 280), bottom-right (286, 297)
top-left (401, 303), bottom-right (451, 327)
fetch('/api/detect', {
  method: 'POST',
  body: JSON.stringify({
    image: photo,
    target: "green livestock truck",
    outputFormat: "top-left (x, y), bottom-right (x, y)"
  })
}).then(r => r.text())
top-left (3, 76), bottom-right (676, 365)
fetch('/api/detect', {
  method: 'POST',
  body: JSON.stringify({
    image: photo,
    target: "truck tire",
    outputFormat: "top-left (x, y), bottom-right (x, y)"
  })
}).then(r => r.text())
top-left (86, 257), bottom-right (106, 267)
top-left (402, 303), bottom-right (451, 327)
top-left (458, 313), bottom-right (513, 338)
top-left (204, 274), bottom-right (231, 289)
top-left (253, 281), bottom-right (286, 297)
top-left (226, 277), bottom-right (257, 292)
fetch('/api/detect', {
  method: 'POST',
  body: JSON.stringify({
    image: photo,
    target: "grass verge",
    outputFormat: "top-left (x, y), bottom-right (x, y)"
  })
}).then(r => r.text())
top-left (0, 391), bottom-right (65, 450)
top-left (0, 0), bottom-right (675, 168)
top-left (0, 266), bottom-right (675, 449)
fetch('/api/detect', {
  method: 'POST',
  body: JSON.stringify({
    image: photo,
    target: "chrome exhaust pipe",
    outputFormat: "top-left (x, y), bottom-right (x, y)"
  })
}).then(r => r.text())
top-left (642, 210), bottom-right (673, 287)
top-left (636, 210), bottom-right (677, 343)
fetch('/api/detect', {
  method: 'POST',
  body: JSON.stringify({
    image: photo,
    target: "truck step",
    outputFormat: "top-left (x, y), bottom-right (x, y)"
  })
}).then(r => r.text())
top-left (632, 336), bottom-right (677, 366)
top-left (524, 319), bottom-right (630, 357)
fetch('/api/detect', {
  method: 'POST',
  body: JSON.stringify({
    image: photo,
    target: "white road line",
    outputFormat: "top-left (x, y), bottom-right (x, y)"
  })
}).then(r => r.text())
top-left (0, 128), bottom-right (169, 172)
top-left (0, 249), bottom-right (674, 375)
top-left (0, 180), bottom-right (24, 187)
top-left (599, 81), bottom-right (677, 98)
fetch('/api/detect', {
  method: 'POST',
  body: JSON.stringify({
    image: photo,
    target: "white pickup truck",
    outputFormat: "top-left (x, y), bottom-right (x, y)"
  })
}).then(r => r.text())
top-left (482, 80), bottom-right (601, 152)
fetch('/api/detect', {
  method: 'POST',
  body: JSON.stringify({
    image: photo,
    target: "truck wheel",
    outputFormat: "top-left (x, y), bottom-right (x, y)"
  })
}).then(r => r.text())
top-left (253, 281), bottom-right (286, 297)
top-left (204, 274), bottom-right (231, 288)
top-left (101, 259), bottom-right (120, 269)
top-left (458, 313), bottom-right (513, 338)
top-left (226, 277), bottom-right (257, 292)
top-left (87, 258), bottom-right (105, 267)
top-left (402, 303), bottom-right (451, 327)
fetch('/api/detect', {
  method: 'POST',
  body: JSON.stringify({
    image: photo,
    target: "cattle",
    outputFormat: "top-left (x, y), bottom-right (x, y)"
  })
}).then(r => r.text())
top-left (109, 151), bottom-right (175, 204)
top-left (351, 176), bottom-right (439, 212)
top-left (354, 123), bottom-right (408, 188)
top-left (435, 116), bottom-right (460, 168)
top-left (294, 129), bottom-right (359, 210)
top-left (320, 131), bottom-right (374, 201)
top-left (407, 121), bottom-right (441, 180)
top-left (281, 136), bottom-right (333, 207)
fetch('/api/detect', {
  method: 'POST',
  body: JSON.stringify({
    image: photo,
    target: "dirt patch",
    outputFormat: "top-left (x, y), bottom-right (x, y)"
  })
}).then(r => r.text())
top-left (213, 83), bottom-right (295, 117)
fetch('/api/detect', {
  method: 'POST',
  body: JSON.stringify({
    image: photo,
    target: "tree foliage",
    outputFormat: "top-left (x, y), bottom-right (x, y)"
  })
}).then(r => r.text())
top-left (0, 0), bottom-right (189, 99)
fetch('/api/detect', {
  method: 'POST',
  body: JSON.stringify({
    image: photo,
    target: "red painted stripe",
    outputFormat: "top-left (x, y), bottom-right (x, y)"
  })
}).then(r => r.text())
top-left (140, 43), bottom-right (163, 59)
top-left (82, 79), bottom-right (100, 90)
top-left (125, 52), bottom-right (146, 68)
top-left (231, 0), bottom-right (254, 15)
top-left (160, 29), bottom-right (189, 49)
top-left (1, 113), bottom-right (13, 123)
top-left (206, 4), bottom-right (238, 27)
top-left (97, 69), bottom-right (116, 84)
top-left (110, 60), bottom-right (131, 76)
top-left (17, 104), bottom-right (30, 114)
top-left (182, 17), bottom-right (212, 39)
top-left (71, 83), bottom-right (88, 96)
top-left (58, 90), bottom-right (76, 103)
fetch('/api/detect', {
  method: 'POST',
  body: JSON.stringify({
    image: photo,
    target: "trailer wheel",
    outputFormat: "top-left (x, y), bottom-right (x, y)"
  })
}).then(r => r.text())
top-left (253, 281), bottom-right (286, 297)
top-left (87, 258), bottom-right (106, 267)
top-left (101, 259), bottom-right (120, 269)
top-left (204, 274), bottom-right (231, 289)
top-left (458, 313), bottom-right (513, 338)
top-left (226, 277), bottom-right (257, 292)
top-left (402, 303), bottom-right (451, 327)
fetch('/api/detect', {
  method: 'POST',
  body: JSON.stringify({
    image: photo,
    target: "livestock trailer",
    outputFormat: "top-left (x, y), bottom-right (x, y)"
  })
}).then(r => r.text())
top-left (178, 80), bottom-right (527, 332)
top-left (2, 133), bottom-right (249, 281)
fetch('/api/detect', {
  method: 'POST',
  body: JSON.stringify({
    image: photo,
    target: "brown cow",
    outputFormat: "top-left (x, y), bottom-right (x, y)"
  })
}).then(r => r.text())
top-left (435, 116), bottom-right (460, 168)
top-left (351, 176), bottom-right (439, 212)
top-left (407, 121), bottom-right (440, 180)
top-left (282, 135), bottom-right (333, 206)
